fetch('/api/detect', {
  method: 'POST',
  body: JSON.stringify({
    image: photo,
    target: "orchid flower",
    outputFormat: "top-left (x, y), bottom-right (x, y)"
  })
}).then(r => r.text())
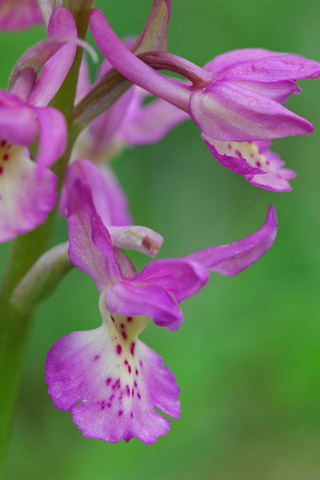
top-left (0, 7), bottom-right (88, 241)
top-left (46, 164), bottom-right (278, 443)
top-left (89, 5), bottom-right (320, 191)
top-left (0, 0), bottom-right (43, 30)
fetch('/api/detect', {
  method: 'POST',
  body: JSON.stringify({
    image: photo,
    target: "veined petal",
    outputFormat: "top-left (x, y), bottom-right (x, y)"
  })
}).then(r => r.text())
top-left (0, 91), bottom-right (38, 145)
top-left (185, 205), bottom-right (277, 275)
top-left (217, 53), bottom-right (320, 83)
top-left (0, 0), bottom-right (42, 30)
top-left (67, 179), bottom-right (121, 291)
top-left (234, 80), bottom-right (301, 104)
top-left (65, 160), bottom-right (131, 227)
top-left (29, 7), bottom-right (78, 107)
top-left (135, 258), bottom-right (209, 302)
top-left (34, 106), bottom-right (67, 173)
top-left (105, 281), bottom-right (183, 331)
top-left (204, 48), bottom-right (278, 74)
top-left (190, 81), bottom-right (313, 141)
top-left (202, 136), bottom-right (295, 191)
top-left (108, 226), bottom-right (163, 258)
top-left (0, 143), bottom-right (57, 242)
top-left (46, 307), bottom-right (180, 443)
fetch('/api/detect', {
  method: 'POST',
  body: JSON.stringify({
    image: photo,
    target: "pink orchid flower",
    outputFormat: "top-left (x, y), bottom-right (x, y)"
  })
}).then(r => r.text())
top-left (89, 4), bottom-right (320, 191)
top-left (46, 165), bottom-right (278, 443)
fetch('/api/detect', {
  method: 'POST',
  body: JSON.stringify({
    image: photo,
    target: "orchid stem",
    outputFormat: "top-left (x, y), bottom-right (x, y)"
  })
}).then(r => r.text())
top-left (0, 5), bottom-right (90, 471)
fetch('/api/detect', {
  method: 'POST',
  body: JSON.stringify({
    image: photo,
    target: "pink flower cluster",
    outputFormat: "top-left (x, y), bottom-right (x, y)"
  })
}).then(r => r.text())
top-left (0, 0), bottom-right (319, 443)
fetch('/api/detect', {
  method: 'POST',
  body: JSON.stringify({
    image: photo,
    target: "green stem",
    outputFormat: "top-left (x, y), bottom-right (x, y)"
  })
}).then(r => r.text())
top-left (0, 6), bottom-right (90, 471)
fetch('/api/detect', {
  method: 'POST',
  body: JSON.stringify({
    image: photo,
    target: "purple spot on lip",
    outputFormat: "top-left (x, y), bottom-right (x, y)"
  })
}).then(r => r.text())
top-left (127, 316), bottom-right (133, 322)
top-left (132, 388), bottom-right (135, 397)
top-left (116, 344), bottom-right (122, 355)
top-left (109, 394), bottom-right (115, 401)
top-left (235, 149), bottom-right (242, 158)
top-left (107, 402), bottom-right (112, 408)
top-left (130, 412), bottom-right (133, 418)
top-left (137, 393), bottom-right (141, 400)
top-left (112, 380), bottom-right (120, 390)
top-left (106, 377), bottom-right (112, 386)
top-left (124, 359), bottom-right (128, 365)
top-left (130, 342), bottom-right (135, 356)
top-left (94, 354), bottom-right (100, 361)
top-left (121, 331), bottom-right (127, 340)
top-left (139, 360), bottom-right (143, 368)
top-left (128, 365), bottom-right (132, 374)
top-left (256, 161), bottom-right (261, 168)
top-left (134, 381), bottom-right (137, 388)
top-left (135, 369), bottom-right (139, 375)
top-left (101, 401), bottom-right (105, 410)
top-left (111, 316), bottom-right (115, 323)
top-left (118, 410), bottom-right (123, 417)
top-left (126, 385), bottom-right (130, 396)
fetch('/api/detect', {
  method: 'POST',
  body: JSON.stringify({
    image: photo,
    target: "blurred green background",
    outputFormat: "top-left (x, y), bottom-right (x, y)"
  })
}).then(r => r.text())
top-left (1, 0), bottom-right (320, 479)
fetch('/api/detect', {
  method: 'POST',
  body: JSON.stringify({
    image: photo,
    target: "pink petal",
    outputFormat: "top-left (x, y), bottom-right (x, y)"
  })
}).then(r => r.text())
top-left (65, 160), bottom-right (132, 227)
top-left (190, 81), bottom-right (313, 141)
top-left (0, 145), bottom-right (57, 242)
top-left (46, 314), bottom-right (180, 443)
top-left (9, 67), bottom-right (37, 102)
top-left (204, 48), bottom-right (278, 74)
top-left (202, 136), bottom-right (295, 191)
top-left (105, 281), bottom-right (183, 331)
top-left (135, 258), bottom-right (209, 302)
top-left (29, 7), bottom-right (78, 107)
top-left (66, 179), bottom-right (121, 291)
top-left (185, 205), bottom-right (278, 275)
top-left (34, 106), bottom-right (67, 173)
top-left (0, 91), bottom-right (38, 145)
top-left (217, 53), bottom-right (320, 83)
top-left (99, 166), bottom-right (132, 226)
top-left (0, 0), bottom-right (43, 30)
top-left (89, 9), bottom-right (190, 111)
top-left (233, 80), bottom-right (301, 104)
